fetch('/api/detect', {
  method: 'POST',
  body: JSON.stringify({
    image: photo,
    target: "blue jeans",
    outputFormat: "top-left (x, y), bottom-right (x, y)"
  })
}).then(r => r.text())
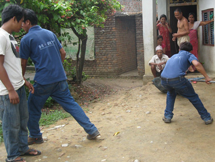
top-left (0, 86), bottom-right (29, 161)
top-left (28, 80), bottom-right (98, 138)
top-left (161, 77), bottom-right (211, 121)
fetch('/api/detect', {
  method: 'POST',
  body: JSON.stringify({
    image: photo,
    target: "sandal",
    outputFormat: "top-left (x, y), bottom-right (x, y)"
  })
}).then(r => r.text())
top-left (5, 157), bottom-right (25, 162)
top-left (21, 148), bottom-right (41, 156)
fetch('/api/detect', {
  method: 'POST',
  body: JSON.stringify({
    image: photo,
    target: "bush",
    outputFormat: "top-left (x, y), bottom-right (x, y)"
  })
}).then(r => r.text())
top-left (63, 58), bottom-right (89, 82)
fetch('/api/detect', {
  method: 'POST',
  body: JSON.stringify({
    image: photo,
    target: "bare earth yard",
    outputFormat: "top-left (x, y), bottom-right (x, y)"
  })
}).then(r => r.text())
top-left (1, 77), bottom-right (215, 162)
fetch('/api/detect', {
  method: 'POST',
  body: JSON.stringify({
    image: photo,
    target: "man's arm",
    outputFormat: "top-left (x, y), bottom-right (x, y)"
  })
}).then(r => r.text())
top-left (60, 48), bottom-right (66, 63)
top-left (0, 55), bottom-right (19, 104)
top-left (192, 60), bottom-right (212, 84)
top-left (21, 59), bottom-right (34, 93)
top-left (149, 62), bottom-right (158, 66)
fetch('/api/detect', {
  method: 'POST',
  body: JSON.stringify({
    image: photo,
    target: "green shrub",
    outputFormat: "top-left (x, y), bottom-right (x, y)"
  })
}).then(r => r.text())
top-left (63, 58), bottom-right (89, 82)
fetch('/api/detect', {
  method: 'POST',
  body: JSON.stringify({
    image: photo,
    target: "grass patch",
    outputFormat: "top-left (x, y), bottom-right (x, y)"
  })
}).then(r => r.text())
top-left (39, 109), bottom-right (71, 126)
top-left (0, 109), bottom-right (70, 143)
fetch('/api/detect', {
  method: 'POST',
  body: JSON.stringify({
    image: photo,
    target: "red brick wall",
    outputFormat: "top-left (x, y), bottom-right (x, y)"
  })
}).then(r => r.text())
top-left (135, 15), bottom-right (144, 76)
top-left (71, 14), bottom-right (144, 77)
top-left (117, 0), bottom-right (142, 12)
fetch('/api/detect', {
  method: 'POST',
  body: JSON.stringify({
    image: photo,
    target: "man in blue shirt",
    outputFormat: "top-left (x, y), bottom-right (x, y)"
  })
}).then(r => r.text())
top-left (20, 9), bottom-right (100, 144)
top-left (161, 42), bottom-right (213, 124)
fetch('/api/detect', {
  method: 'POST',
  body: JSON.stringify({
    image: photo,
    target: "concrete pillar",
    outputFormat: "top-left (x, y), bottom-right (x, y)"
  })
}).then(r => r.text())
top-left (142, 0), bottom-right (157, 76)
top-left (157, 0), bottom-right (167, 19)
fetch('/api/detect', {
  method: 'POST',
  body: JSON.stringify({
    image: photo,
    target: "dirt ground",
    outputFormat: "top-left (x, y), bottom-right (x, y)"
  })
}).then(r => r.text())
top-left (1, 77), bottom-right (215, 162)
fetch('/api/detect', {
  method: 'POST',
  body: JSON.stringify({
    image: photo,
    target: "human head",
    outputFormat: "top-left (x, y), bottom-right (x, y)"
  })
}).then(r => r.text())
top-left (156, 45), bottom-right (163, 58)
top-left (22, 9), bottom-right (38, 32)
top-left (179, 42), bottom-right (193, 52)
top-left (174, 8), bottom-right (183, 20)
top-left (1, 4), bottom-right (24, 32)
top-left (160, 14), bottom-right (167, 24)
top-left (157, 35), bottom-right (163, 45)
top-left (188, 13), bottom-right (195, 23)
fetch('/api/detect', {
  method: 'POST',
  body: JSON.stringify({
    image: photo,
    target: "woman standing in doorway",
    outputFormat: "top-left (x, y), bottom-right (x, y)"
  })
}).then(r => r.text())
top-left (188, 13), bottom-right (214, 59)
top-left (156, 14), bottom-right (172, 57)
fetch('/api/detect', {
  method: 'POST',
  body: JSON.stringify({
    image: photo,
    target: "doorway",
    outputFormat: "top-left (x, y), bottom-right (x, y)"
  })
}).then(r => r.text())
top-left (170, 5), bottom-right (197, 55)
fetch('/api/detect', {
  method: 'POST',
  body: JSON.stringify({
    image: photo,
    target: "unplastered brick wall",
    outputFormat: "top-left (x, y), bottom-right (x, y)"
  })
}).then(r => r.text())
top-left (135, 15), bottom-right (144, 76)
top-left (117, 0), bottom-right (142, 12)
top-left (74, 14), bottom-right (145, 77)
top-left (75, 15), bottom-right (119, 76)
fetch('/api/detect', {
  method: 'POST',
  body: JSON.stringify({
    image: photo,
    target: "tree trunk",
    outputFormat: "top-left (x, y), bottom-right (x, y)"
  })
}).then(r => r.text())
top-left (77, 36), bottom-right (87, 84)
top-left (71, 27), bottom-right (87, 85)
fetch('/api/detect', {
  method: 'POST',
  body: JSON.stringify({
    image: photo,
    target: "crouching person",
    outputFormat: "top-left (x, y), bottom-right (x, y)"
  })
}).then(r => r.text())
top-left (149, 45), bottom-right (169, 78)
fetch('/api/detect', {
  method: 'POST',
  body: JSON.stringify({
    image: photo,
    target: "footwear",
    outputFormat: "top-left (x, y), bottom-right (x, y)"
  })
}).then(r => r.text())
top-left (163, 117), bottom-right (171, 123)
top-left (87, 130), bottom-right (100, 140)
top-left (21, 148), bottom-right (41, 156)
top-left (6, 157), bottom-right (25, 162)
top-left (28, 137), bottom-right (44, 145)
top-left (205, 118), bottom-right (213, 125)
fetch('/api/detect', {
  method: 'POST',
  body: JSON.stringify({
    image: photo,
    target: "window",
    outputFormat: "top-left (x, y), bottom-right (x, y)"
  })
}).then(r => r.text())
top-left (202, 9), bottom-right (214, 46)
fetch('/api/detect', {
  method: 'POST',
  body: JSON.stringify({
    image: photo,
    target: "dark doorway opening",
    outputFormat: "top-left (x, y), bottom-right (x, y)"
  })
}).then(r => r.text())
top-left (170, 5), bottom-right (197, 55)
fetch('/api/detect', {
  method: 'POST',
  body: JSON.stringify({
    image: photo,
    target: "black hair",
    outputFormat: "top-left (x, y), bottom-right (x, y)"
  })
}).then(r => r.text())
top-left (179, 42), bottom-right (193, 52)
top-left (188, 12), bottom-right (195, 17)
top-left (157, 35), bottom-right (163, 40)
top-left (174, 8), bottom-right (182, 13)
top-left (1, 4), bottom-right (24, 25)
top-left (24, 9), bottom-right (38, 25)
top-left (160, 14), bottom-right (167, 20)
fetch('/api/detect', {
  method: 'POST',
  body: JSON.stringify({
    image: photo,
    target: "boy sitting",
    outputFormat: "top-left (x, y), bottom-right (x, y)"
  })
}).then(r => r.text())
top-left (149, 45), bottom-right (169, 78)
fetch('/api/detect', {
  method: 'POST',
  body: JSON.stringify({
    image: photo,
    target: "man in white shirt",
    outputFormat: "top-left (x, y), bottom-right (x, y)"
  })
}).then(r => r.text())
top-left (149, 45), bottom-right (169, 78)
top-left (0, 4), bottom-right (41, 162)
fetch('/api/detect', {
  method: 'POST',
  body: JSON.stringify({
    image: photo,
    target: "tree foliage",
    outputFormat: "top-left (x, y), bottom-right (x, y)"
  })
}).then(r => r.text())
top-left (0, 0), bottom-right (122, 83)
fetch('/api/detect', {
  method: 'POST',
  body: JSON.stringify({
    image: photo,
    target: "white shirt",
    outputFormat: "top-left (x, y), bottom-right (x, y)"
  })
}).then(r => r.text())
top-left (149, 54), bottom-right (169, 72)
top-left (0, 28), bottom-right (25, 95)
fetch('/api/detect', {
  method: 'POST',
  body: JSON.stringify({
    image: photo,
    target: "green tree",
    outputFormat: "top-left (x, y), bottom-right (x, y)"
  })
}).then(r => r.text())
top-left (0, 0), bottom-right (122, 84)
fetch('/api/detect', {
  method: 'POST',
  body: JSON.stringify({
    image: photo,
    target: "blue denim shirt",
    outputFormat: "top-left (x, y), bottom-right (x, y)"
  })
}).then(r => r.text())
top-left (161, 50), bottom-right (197, 78)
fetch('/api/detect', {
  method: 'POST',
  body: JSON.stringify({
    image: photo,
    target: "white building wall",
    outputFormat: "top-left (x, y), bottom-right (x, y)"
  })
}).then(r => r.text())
top-left (142, 0), bottom-right (157, 75)
top-left (198, 0), bottom-right (215, 72)
top-left (157, 0), bottom-right (167, 19)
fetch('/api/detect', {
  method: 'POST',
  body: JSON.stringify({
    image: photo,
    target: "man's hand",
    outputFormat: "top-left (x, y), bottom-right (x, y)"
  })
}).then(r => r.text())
top-left (25, 80), bottom-right (35, 94)
top-left (172, 36), bottom-right (176, 41)
top-left (205, 77), bottom-right (212, 84)
top-left (8, 90), bottom-right (20, 104)
top-left (157, 63), bottom-right (162, 70)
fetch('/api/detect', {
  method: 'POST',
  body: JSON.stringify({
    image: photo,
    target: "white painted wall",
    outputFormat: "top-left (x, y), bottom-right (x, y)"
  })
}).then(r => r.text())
top-left (142, 0), bottom-right (157, 75)
top-left (157, 0), bottom-right (167, 19)
top-left (198, 0), bottom-right (215, 72)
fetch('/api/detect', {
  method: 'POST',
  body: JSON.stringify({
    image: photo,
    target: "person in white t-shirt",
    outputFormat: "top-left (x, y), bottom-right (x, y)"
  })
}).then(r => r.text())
top-left (0, 5), bottom-right (41, 162)
top-left (149, 45), bottom-right (169, 78)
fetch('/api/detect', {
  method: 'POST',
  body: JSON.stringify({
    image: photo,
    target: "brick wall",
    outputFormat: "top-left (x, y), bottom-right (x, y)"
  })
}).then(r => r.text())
top-left (72, 15), bottom-right (119, 76)
top-left (135, 15), bottom-right (144, 76)
top-left (117, 0), bottom-right (142, 12)
top-left (71, 0), bottom-right (145, 77)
